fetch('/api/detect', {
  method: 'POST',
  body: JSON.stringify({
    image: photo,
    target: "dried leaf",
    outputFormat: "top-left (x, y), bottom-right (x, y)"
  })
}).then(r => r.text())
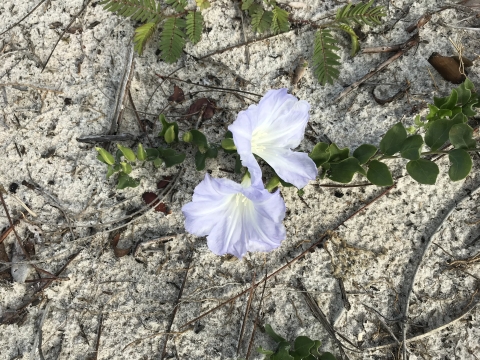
top-left (157, 175), bottom-right (173, 189)
top-left (185, 98), bottom-right (216, 120)
top-left (168, 85), bottom-right (185, 103)
top-left (110, 233), bottom-right (131, 258)
top-left (142, 192), bottom-right (169, 214)
top-left (428, 52), bottom-right (467, 84)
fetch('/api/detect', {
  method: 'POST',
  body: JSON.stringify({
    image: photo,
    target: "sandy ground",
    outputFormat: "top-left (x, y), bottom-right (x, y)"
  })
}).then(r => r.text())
top-left (0, 0), bottom-right (479, 359)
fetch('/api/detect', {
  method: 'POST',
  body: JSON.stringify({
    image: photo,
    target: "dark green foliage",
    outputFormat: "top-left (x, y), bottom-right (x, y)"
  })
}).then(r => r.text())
top-left (258, 324), bottom-right (337, 360)
top-left (380, 122), bottom-right (407, 156)
top-left (400, 135), bottom-right (423, 160)
top-left (449, 123), bottom-right (476, 149)
top-left (353, 144), bottom-right (377, 164)
top-left (367, 160), bottom-right (393, 186)
top-left (406, 159), bottom-right (439, 185)
top-left (252, 7), bottom-right (273, 33)
top-left (328, 157), bottom-right (366, 183)
top-left (159, 17), bottom-right (186, 63)
top-left (448, 149), bottom-right (472, 181)
top-left (100, 0), bottom-right (163, 23)
top-left (134, 22), bottom-right (157, 55)
top-left (186, 11), bottom-right (203, 44)
top-left (335, 0), bottom-right (386, 26)
top-left (166, 0), bottom-right (187, 12)
top-left (272, 6), bottom-right (290, 34)
top-left (313, 29), bottom-right (341, 86)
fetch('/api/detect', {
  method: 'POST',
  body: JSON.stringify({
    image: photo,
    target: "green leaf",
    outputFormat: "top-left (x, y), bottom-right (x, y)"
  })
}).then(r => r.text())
top-left (100, 0), bottom-right (162, 23)
top-left (252, 8), bottom-right (273, 33)
top-left (337, 23), bottom-right (360, 57)
top-left (271, 345), bottom-right (294, 360)
top-left (313, 29), bottom-right (341, 86)
top-left (379, 122), bottom-right (407, 155)
top-left (309, 142), bottom-right (330, 167)
top-left (137, 143), bottom-right (147, 161)
top-left (117, 172), bottom-right (140, 189)
top-left (448, 149), bottom-right (472, 181)
top-left (327, 144), bottom-right (349, 162)
top-left (406, 159), bottom-right (439, 185)
top-left (166, 0), bottom-right (187, 12)
top-left (319, 353), bottom-right (337, 360)
top-left (235, 154), bottom-right (242, 174)
top-left (117, 144), bottom-right (136, 161)
top-left (153, 158), bottom-right (163, 167)
top-left (145, 148), bottom-right (160, 161)
top-left (106, 165), bottom-right (116, 179)
top-left (456, 81), bottom-right (473, 106)
top-left (366, 160), bottom-right (393, 186)
top-left (195, 150), bottom-right (207, 171)
top-left (264, 324), bottom-right (287, 343)
top-left (425, 115), bottom-right (463, 151)
top-left (271, 6), bottom-right (290, 34)
top-left (352, 144), bottom-right (377, 164)
top-left (310, 340), bottom-right (322, 357)
top-left (257, 346), bottom-right (275, 356)
top-left (189, 129), bottom-right (209, 151)
top-left (328, 157), bottom-right (366, 183)
top-left (291, 336), bottom-right (315, 359)
top-left (241, 0), bottom-right (254, 10)
top-left (186, 11), bottom-right (203, 44)
top-left (158, 148), bottom-right (186, 167)
top-left (400, 135), bottom-right (423, 160)
top-left (221, 138), bottom-right (237, 151)
top-left (120, 162), bottom-right (132, 174)
top-left (434, 89), bottom-right (458, 110)
top-left (205, 146), bottom-right (218, 158)
top-left (164, 125), bottom-right (176, 144)
top-left (195, 0), bottom-right (210, 10)
top-left (449, 123), bottom-right (476, 149)
top-left (96, 147), bottom-right (115, 165)
top-left (335, 0), bottom-right (386, 26)
top-left (266, 174), bottom-right (281, 192)
top-left (159, 17), bottom-right (186, 63)
top-left (134, 22), bottom-right (157, 55)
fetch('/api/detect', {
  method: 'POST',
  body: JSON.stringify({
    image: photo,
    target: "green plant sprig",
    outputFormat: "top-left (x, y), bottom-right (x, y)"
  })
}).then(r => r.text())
top-left (96, 80), bottom-right (478, 190)
top-left (309, 79), bottom-right (479, 186)
top-left (241, 0), bottom-right (386, 85)
top-left (257, 324), bottom-right (337, 360)
top-left (100, 0), bottom-right (209, 60)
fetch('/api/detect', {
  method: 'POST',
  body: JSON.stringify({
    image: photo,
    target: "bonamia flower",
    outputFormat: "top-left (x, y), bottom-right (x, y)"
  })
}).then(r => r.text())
top-left (182, 174), bottom-right (286, 258)
top-left (228, 88), bottom-right (317, 189)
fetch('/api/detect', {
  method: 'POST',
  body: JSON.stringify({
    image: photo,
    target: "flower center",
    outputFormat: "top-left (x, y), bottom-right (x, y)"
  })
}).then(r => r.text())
top-left (251, 129), bottom-right (267, 154)
top-left (234, 193), bottom-right (249, 208)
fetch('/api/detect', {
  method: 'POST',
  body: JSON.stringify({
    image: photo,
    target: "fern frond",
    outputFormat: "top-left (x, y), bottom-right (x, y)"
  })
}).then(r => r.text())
top-left (241, 0), bottom-right (254, 11)
top-left (186, 11), bottom-right (203, 44)
top-left (251, 8), bottom-right (273, 33)
top-left (313, 29), bottom-right (341, 86)
top-left (335, 0), bottom-right (386, 26)
top-left (337, 24), bottom-right (360, 57)
top-left (166, 0), bottom-right (187, 12)
top-left (134, 22), bottom-right (156, 55)
top-left (159, 17), bottom-right (186, 63)
top-left (271, 6), bottom-right (290, 34)
top-left (100, 0), bottom-right (162, 23)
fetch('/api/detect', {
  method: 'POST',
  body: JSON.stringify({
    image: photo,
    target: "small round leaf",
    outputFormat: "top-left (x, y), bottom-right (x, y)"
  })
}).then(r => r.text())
top-left (353, 144), bottom-right (377, 165)
top-left (95, 147), bottom-right (115, 165)
top-left (367, 160), bottom-right (393, 186)
top-left (400, 135), bottom-right (423, 160)
top-left (406, 159), bottom-right (439, 185)
top-left (448, 149), bottom-right (472, 181)
top-left (221, 138), bottom-right (236, 151)
top-left (117, 144), bottom-right (136, 162)
top-left (328, 157), bottom-right (366, 184)
top-left (449, 123), bottom-right (476, 149)
top-left (309, 142), bottom-right (330, 167)
top-left (380, 122), bottom-right (407, 155)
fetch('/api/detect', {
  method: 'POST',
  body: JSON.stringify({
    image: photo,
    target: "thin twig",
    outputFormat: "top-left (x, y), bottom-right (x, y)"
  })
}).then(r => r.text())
top-left (42, 0), bottom-right (92, 71)
top-left (246, 271), bottom-right (268, 360)
top-left (237, 272), bottom-right (256, 356)
top-left (334, 34), bottom-right (420, 103)
top-left (160, 254), bottom-right (193, 360)
top-left (0, 0), bottom-right (48, 36)
top-left (400, 184), bottom-right (480, 359)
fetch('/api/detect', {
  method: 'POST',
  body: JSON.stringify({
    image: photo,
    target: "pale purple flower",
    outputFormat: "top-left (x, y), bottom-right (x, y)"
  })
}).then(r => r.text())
top-left (228, 88), bottom-right (317, 189)
top-left (182, 174), bottom-right (286, 259)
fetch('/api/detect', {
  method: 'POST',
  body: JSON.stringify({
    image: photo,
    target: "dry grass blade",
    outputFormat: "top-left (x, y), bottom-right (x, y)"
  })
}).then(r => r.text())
top-left (236, 272), bottom-right (256, 356)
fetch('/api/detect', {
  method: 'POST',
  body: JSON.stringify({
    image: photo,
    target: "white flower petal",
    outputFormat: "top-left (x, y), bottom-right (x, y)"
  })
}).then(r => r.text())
top-left (258, 147), bottom-right (318, 188)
